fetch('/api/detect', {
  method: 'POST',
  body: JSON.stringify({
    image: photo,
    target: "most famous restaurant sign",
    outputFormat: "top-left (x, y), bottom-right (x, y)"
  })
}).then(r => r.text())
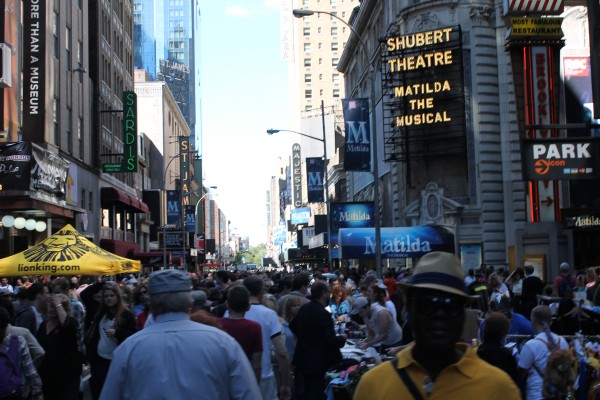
top-left (382, 26), bottom-right (465, 138)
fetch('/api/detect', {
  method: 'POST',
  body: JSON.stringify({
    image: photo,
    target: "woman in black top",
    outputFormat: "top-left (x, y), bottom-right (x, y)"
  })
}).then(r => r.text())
top-left (36, 293), bottom-right (82, 400)
top-left (477, 311), bottom-right (518, 384)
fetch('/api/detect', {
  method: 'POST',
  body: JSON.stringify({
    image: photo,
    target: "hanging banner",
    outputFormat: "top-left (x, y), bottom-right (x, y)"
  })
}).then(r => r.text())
top-left (306, 157), bottom-right (324, 202)
top-left (196, 234), bottom-right (205, 254)
top-left (342, 98), bottom-right (371, 171)
top-left (166, 190), bottom-right (180, 226)
top-left (0, 142), bottom-right (32, 191)
top-left (184, 204), bottom-right (196, 232)
top-left (31, 143), bottom-right (70, 198)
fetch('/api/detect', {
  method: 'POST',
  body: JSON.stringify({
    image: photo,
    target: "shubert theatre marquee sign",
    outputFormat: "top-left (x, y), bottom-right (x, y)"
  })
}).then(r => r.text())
top-left (382, 26), bottom-right (466, 161)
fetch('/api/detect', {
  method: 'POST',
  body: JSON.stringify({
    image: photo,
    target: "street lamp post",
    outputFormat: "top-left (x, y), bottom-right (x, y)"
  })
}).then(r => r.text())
top-left (194, 186), bottom-right (217, 267)
top-left (293, 8), bottom-right (383, 277)
top-left (268, 99), bottom-right (333, 270)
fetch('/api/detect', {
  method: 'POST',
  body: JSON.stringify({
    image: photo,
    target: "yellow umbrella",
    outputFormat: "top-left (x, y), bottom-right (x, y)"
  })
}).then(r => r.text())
top-left (0, 224), bottom-right (140, 277)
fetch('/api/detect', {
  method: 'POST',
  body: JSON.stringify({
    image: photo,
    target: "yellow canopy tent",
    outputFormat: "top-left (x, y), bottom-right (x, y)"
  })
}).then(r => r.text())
top-left (0, 224), bottom-right (140, 277)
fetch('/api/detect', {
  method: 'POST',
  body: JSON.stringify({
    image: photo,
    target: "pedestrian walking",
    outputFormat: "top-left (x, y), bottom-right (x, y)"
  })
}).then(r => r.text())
top-left (100, 269), bottom-right (260, 400)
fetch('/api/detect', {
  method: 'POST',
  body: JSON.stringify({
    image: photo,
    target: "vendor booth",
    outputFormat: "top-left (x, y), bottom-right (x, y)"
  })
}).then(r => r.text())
top-left (0, 224), bottom-right (141, 276)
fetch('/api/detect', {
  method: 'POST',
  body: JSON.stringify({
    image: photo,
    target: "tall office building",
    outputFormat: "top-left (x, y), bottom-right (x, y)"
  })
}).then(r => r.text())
top-left (286, 0), bottom-right (359, 114)
top-left (133, 0), bottom-right (202, 156)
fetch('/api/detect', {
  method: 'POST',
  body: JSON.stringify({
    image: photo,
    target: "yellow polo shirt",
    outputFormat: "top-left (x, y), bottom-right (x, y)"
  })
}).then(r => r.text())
top-left (353, 343), bottom-right (522, 400)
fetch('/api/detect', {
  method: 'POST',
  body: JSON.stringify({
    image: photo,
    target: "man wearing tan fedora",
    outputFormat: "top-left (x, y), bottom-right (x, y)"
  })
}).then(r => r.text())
top-left (354, 251), bottom-right (521, 399)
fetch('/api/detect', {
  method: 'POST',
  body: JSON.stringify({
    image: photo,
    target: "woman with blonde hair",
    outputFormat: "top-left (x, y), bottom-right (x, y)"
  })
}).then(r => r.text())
top-left (281, 296), bottom-right (301, 362)
top-left (86, 282), bottom-right (137, 400)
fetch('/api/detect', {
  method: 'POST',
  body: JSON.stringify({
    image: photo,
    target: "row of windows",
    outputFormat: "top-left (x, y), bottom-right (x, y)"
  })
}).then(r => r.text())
top-left (305, 89), bottom-right (340, 98)
top-left (301, 0), bottom-right (344, 8)
top-left (304, 73), bottom-right (340, 83)
top-left (304, 58), bottom-right (339, 67)
top-left (304, 26), bottom-right (345, 36)
top-left (304, 42), bottom-right (340, 52)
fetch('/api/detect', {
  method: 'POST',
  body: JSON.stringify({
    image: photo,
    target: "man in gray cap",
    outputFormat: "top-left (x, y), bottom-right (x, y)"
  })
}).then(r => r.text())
top-left (100, 269), bottom-right (261, 400)
top-left (354, 252), bottom-right (521, 399)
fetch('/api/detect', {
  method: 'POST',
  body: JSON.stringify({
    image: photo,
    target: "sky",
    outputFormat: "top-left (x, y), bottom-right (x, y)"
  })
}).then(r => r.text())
top-left (200, 1), bottom-right (293, 246)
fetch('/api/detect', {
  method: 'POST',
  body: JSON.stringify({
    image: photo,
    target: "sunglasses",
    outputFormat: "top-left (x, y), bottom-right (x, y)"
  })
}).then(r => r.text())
top-left (413, 294), bottom-right (465, 317)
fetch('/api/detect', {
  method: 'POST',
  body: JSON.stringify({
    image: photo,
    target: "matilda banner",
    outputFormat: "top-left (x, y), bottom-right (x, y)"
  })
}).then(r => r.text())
top-left (342, 98), bottom-right (371, 171)
top-left (306, 157), bottom-right (324, 202)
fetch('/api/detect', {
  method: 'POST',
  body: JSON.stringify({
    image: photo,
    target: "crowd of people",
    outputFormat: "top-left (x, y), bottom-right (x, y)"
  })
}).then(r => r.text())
top-left (0, 254), bottom-right (596, 399)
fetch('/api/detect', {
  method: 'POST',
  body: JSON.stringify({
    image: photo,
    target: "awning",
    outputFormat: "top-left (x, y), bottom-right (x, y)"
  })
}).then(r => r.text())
top-left (100, 238), bottom-right (140, 258)
top-left (339, 226), bottom-right (454, 259)
top-left (132, 251), bottom-right (171, 266)
top-left (101, 187), bottom-right (150, 213)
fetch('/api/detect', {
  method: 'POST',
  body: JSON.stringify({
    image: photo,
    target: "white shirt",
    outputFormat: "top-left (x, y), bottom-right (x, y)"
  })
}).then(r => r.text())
top-left (517, 332), bottom-right (569, 400)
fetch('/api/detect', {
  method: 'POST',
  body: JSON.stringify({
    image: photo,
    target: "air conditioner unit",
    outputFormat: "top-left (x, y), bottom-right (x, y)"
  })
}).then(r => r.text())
top-left (0, 43), bottom-right (11, 88)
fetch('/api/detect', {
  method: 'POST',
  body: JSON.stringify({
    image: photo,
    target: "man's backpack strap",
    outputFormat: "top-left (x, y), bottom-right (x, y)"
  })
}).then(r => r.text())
top-left (390, 358), bottom-right (425, 400)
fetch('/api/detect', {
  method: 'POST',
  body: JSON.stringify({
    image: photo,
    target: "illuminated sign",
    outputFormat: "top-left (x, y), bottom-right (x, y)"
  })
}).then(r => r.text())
top-left (562, 209), bottom-right (600, 229)
top-left (382, 26), bottom-right (465, 161)
top-left (331, 202), bottom-right (374, 232)
top-left (522, 138), bottom-right (600, 180)
top-left (123, 92), bottom-right (138, 172)
top-left (509, 18), bottom-right (563, 38)
top-left (292, 144), bottom-right (303, 208)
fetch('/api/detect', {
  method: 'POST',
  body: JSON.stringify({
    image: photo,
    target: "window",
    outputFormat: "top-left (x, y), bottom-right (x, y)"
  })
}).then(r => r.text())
top-left (53, 12), bottom-right (59, 59)
top-left (330, 11), bottom-right (338, 22)
top-left (303, 27), bottom-right (310, 36)
top-left (332, 58), bottom-right (339, 67)
top-left (318, 43), bottom-right (322, 49)
top-left (319, 73), bottom-right (323, 80)
top-left (333, 89), bottom-right (340, 98)
top-left (331, 27), bottom-right (338, 36)
top-left (331, 42), bottom-right (339, 52)
top-left (305, 89), bottom-right (312, 99)
top-left (66, 27), bottom-right (72, 71)
top-left (81, 189), bottom-right (86, 210)
top-left (305, 74), bottom-right (312, 83)
top-left (304, 43), bottom-right (311, 53)
top-left (320, 89), bottom-right (324, 96)
top-left (303, 0), bottom-right (309, 5)
top-left (78, 117), bottom-right (84, 159)
top-left (319, 58), bottom-right (323, 65)
top-left (331, 0), bottom-right (337, 5)
top-left (332, 74), bottom-right (340, 84)
top-left (318, 27), bottom-right (322, 34)
top-left (304, 58), bottom-right (311, 67)
top-left (67, 108), bottom-right (73, 154)
top-left (53, 100), bottom-right (60, 145)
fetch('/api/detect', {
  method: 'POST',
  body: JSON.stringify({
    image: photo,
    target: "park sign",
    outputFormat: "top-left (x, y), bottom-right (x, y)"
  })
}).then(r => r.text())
top-left (102, 91), bottom-right (138, 173)
top-left (521, 138), bottom-right (600, 180)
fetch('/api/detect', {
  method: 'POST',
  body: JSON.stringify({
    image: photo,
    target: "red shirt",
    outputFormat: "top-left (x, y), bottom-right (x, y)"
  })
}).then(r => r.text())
top-left (384, 277), bottom-right (397, 296)
top-left (219, 317), bottom-right (263, 361)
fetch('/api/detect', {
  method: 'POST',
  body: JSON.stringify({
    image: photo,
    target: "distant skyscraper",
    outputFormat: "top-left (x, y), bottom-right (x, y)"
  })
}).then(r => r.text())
top-left (133, 0), bottom-right (202, 157)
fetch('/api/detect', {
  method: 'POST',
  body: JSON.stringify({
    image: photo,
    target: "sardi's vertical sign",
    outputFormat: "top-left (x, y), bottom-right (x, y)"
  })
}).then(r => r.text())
top-left (23, 0), bottom-right (46, 142)
top-left (382, 26), bottom-right (466, 160)
top-left (123, 92), bottom-right (138, 172)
